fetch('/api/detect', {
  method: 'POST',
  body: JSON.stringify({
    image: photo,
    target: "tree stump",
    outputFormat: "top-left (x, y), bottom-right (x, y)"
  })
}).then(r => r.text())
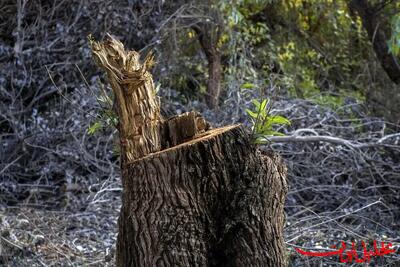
top-left (89, 35), bottom-right (288, 267)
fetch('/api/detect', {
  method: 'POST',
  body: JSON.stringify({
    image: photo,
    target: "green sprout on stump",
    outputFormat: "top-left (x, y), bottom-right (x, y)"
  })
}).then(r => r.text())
top-left (246, 98), bottom-right (290, 144)
top-left (87, 86), bottom-right (118, 135)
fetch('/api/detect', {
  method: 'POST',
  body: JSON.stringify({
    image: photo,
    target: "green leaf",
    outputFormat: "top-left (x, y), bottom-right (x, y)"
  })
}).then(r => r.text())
top-left (155, 83), bottom-right (161, 93)
top-left (254, 137), bottom-right (269, 144)
top-left (259, 116), bottom-right (290, 134)
top-left (251, 98), bottom-right (268, 113)
top-left (268, 115), bottom-right (291, 125)
top-left (260, 99), bottom-right (268, 112)
top-left (251, 99), bottom-right (261, 110)
top-left (97, 95), bottom-right (110, 104)
top-left (87, 121), bottom-right (102, 135)
top-left (245, 108), bottom-right (259, 119)
top-left (241, 83), bottom-right (256, 89)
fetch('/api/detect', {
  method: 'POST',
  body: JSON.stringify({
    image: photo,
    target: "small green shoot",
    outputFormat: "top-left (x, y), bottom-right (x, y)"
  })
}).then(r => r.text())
top-left (246, 98), bottom-right (290, 144)
top-left (87, 94), bottom-right (118, 136)
top-left (88, 121), bottom-right (103, 135)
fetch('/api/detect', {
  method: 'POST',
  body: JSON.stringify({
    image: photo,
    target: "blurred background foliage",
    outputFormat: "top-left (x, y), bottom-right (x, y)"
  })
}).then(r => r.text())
top-left (151, 0), bottom-right (400, 120)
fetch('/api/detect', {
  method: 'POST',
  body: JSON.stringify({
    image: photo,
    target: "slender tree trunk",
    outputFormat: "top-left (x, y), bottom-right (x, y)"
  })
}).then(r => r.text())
top-left (348, 0), bottom-right (400, 123)
top-left (348, 0), bottom-right (400, 84)
top-left (193, 24), bottom-right (222, 109)
top-left (206, 53), bottom-right (222, 109)
top-left (89, 35), bottom-right (288, 266)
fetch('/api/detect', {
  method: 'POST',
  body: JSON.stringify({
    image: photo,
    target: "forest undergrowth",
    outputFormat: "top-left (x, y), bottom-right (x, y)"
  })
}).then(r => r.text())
top-left (1, 84), bottom-right (399, 266)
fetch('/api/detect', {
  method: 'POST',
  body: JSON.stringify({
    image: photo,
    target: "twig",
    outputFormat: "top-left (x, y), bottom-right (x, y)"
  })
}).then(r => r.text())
top-left (286, 200), bottom-right (382, 242)
top-left (266, 128), bottom-right (400, 149)
top-left (0, 155), bottom-right (22, 175)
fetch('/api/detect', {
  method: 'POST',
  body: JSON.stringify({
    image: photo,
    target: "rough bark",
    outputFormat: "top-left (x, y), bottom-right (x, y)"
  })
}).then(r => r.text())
top-left (117, 125), bottom-right (288, 266)
top-left (89, 35), bottom-right (288, 266)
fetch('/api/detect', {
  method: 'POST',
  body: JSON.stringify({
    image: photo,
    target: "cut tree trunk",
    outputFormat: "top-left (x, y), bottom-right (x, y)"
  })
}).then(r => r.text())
top-left (89, 34), bottom-right (288, 267)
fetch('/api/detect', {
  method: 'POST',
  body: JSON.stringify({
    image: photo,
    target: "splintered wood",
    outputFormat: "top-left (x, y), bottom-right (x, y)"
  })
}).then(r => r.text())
top-left (88, 34), bottom-right (162, 162)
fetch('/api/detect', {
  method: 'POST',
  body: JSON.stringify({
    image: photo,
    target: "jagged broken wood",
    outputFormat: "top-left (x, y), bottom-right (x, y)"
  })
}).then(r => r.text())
top-left (89, 34), bottom-right (288, 266)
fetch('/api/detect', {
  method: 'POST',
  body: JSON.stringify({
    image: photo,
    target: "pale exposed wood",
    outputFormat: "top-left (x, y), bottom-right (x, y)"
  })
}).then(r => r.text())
top-left (88, 34), bottom-right (163, 162)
